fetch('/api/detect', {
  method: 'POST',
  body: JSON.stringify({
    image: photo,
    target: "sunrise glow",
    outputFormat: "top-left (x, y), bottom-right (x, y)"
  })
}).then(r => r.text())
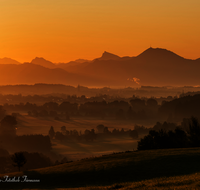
top-left (0, 0), bottom-right (200, 63)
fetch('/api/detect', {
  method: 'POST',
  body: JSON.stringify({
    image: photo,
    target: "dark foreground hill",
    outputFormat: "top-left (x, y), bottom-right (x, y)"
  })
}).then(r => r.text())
top-left (1, 148), bottom-right (200, 189)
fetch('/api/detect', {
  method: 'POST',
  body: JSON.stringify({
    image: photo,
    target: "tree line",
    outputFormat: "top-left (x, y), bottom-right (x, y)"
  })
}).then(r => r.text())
top-left (138, 117), bottom-right (200, 150)
top-left (48, 125), bottom-right (139, 143)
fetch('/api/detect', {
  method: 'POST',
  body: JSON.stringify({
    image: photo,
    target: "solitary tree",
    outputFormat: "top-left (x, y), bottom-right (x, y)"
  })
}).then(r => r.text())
top-left (48, 126), bottom-right (55, 139)
top-left (0, 115), bottom-right (17, 137)
top-left (61, 126), bottom-right (66, 134)
top-left (96, 124), bottom-right (105, 133)
top-left (11, 152), bottom-right (27, 172)
top-left (188, 117), bottom-right (200, 147)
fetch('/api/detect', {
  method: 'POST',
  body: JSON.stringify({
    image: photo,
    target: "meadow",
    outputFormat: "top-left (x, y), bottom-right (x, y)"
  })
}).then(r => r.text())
top-left (14, 115), bottom-right (145, 160)
top-left (15, 115), bottom-right (154, 136)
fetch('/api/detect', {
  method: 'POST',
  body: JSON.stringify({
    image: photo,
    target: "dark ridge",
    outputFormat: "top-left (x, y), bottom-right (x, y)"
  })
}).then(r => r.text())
top-left (137, 47), bottom-right (185, 60)
top-left (99, 51), bottom-right (121, 60)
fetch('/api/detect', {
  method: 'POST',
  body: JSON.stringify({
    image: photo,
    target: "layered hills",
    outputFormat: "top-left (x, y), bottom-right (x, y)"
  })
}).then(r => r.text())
top-left (0, 47), bottom-right (200, 87)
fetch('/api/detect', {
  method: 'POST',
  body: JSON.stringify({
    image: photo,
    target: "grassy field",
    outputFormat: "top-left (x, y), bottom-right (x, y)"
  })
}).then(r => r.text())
top-left (3, 115), bottom-right (197, 189)
top-left (16, 115), bottom-right (152, 136)
top-left (15, 115), bottom-right (141, 160)
top-left (52, 136), bottom-right (138, 160)
top-left (1, 147), bottom-right (200, 189)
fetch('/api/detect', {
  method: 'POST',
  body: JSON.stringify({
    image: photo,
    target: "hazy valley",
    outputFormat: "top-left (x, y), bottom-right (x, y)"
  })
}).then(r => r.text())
top-left (1, 48), bottom-right (200, 189)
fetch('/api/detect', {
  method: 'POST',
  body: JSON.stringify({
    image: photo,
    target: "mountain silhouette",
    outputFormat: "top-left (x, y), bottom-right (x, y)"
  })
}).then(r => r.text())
top-left (68, 47), bottom-right (200, 86)
top-left (31, 57), bottom-right (56, 69)
top-left (57, 60), bottom-right (91, 72)
top-left (98, 51), bottom-right (121, 60)
top-left (137, 47), bottom-right (185, 61)
top-left (0, 58), bottom-right (21, 65)
top-left (0, 63), bottom-right (117, 86)
top-left (30, 57), bottom-right (91, 72)
top-left (1, 47), bottom-right (200, 87)
top-left (73, 59), bottom-right (90, 63)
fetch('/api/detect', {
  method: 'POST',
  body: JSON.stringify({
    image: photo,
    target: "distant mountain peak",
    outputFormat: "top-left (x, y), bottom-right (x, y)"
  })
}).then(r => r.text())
top-left (74, 59), bottom-right (90, 63)
top-left (31, 57), bottom-right (56, 68)
top-left (137, 47), bottom-right (184, 60)
top-left (143, 47), bottom-right (174, 54)
top-left (99, 51), bottom-right (121, 60)
top-left (32, 57), bottom-right (51, 62)
top-left (0, 57), bottom-right (21, 65)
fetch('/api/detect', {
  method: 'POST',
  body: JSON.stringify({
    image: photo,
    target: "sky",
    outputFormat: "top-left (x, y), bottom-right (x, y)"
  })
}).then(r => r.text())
top-left (0, 0), bottom-right (200, 63)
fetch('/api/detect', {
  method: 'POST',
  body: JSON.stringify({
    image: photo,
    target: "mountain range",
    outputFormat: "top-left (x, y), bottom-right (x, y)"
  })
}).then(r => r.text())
top-left (0, 47), bottom-right (200, 87)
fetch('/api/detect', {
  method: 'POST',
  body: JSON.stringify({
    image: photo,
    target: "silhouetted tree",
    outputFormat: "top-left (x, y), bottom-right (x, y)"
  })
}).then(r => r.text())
top-left (11, 152), bottom-right (27, 172)
top-left (112, 128), bottom-right (120, 135)
top-left (49, 126), bottom-right (55, 139)
top-left (120, 128), bottom-right (125, 134)
top-left (146, 98), bottom-right (158, 107)
top-left (60, 157), bottom-right (68, 164)
top-left (134, 125), bottom-right (149, 134)
top-left (130, 98), bottom-right (145, 111)
top-left (188, 117), bottom-right (200, 147)
top-left (137, 126), bottom-right (189, 150)
top-left (27, 111), bottom-right (32, 116)
top-left (0, 105), bottom-right (6, 120)
top-left (84, 129), bottom-right (96, 141)
top-left (96, 124), bottom-right (105, 133)
top-left (0, 115), bottom-right (17, 137)
top-left (181, 118), bottom-right (190, 130)
top-left (127, 106), bottom-right (134, 119)
top-left (1, 115), bottom-right (17, 126)
top-left (174, 127), bottom-right (188, 148)
top-left (153, 122), bottom-right (162, 131)
top-left (61, 126), bottom-right (66, 134)
top-left (43, 102), bottom-right (59, 110)
top-left (103, 127), bottom-right (111, 134)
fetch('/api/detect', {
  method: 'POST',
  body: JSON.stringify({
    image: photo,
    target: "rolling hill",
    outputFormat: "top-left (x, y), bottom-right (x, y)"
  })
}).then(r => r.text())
top-left (1, 147), bottom-right (200, 189)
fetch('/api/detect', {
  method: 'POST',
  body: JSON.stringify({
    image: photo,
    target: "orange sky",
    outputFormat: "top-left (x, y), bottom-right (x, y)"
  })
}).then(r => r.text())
top-left (0, 0), bottom-right (200, 63)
